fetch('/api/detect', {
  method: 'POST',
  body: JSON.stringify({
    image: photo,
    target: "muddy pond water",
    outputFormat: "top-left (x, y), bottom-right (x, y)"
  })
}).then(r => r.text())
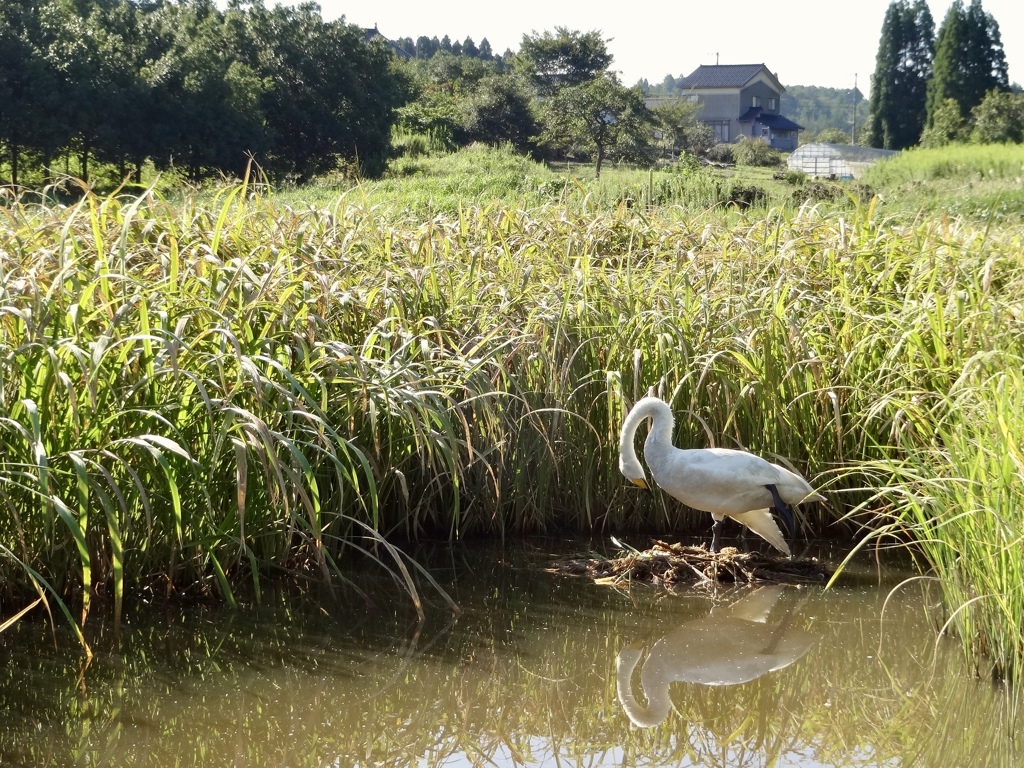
top-left (0, 539), bottom-right (1020, 767)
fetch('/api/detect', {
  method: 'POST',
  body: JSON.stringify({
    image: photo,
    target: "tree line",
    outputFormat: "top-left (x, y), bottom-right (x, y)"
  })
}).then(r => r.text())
top-left (0, 0), bottom-right (409, 186)
top-left (414, 27), bottom-right (725, 176)
top-left (868, 0), bottom-right (1020, 149)
top-left (25, 0), bottom-right (1015, 188)
top-left (398, 27), bottom-right (684, 176)
top-left (2, 12), bottom-right (682, 185)
top-left (387, 32), bottom-right (509, 63)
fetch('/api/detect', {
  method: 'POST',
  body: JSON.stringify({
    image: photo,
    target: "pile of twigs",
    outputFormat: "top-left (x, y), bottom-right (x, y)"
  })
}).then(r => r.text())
top-left (550, 540), bottom-right (831, 589)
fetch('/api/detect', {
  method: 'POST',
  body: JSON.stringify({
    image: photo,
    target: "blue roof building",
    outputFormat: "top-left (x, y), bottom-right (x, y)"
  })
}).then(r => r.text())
top-left (651, 64), bottom-right (804, 151)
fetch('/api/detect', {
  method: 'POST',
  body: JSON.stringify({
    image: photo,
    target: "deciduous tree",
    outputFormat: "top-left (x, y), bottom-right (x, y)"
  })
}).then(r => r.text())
top-left (653, 98), bottom-right (713, 157)
top-left (920, 97), bottom-right (968, 146)
top-left (516, 27), bottom-right (612, 95)
top-left (0, 0), bottom-right (63, 184)
top-left (141, 1), bottom-right (263, 181)
top-left (3, 0), bottom-right (411, 185)
top-left (970, 89), bottom-right (1024, 143)
top-left (815, 127), bottom-right (851, 144)
top-left (541, 72), bottom-right (655, 177)
top-left (231, 1), bottom-right (409, 180)
top-left (459, 74), bottom-right (538, 153)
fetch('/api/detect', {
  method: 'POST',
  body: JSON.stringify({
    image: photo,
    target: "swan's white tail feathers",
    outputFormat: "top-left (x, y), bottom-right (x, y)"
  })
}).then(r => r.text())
top-left (727, 509), bottom-right (791, 557)
top-left (719, 585), bottom-right (785, 623)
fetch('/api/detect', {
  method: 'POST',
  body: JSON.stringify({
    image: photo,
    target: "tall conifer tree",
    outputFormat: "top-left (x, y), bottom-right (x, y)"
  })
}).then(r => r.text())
top-left (926, 0), bottom-right (1008, 127)
top-left (963, 0), bottom-right (1008, 102)
top-left (867, 0), bottom-right (934, 149)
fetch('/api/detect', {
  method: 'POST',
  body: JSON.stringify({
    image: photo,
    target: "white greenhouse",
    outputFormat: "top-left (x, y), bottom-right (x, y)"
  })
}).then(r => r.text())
top-left (787, 143), bottom-right (898, 179)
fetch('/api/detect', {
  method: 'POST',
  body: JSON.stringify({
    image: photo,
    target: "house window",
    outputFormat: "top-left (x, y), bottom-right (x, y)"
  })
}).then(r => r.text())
top-left (706, 120), bottom-right (730, 143)
top-left (768, 97), bottom-right (777, 110)
top-left (751, 96), bottom-right (761, 108)
top-left (684, 94), bottom-right (698, 103)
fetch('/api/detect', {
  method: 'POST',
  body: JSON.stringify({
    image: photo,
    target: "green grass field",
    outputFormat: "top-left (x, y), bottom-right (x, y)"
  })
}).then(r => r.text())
top-left (272, 143), bottom-right (832, 218)
top-left (2, 144), bottom-right (1023, 678)
top-left (859, 142), bottom-right (1024, 221)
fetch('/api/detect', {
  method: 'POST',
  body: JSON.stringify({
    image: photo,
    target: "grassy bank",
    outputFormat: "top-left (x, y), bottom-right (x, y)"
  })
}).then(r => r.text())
top-left (2, 149), bottom-right (1024, 676)
top-left (860, 143), bottom-right (1024, 221)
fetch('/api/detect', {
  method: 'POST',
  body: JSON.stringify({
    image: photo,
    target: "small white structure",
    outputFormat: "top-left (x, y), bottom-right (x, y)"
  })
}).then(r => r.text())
top-left (787, 143), bottom-right (898, 179)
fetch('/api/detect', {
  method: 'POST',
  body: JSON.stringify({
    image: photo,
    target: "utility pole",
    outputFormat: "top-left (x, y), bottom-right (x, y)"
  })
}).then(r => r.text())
top-left (852, 73), bottom-right (858, 145)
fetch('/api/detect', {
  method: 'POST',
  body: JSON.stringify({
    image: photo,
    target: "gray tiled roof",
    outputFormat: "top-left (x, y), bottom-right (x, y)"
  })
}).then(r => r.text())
top-left (738, 108), bottom-right (804, 131)
top-left (677, 64), bottom-right (773, 89)
top-left (363, 26), bottom-right (412, 59)
top-left (757, 114), bottom-right (803, 131)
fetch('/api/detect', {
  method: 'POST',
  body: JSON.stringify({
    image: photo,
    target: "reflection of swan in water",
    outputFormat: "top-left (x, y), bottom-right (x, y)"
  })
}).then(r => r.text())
top-left (616, 586), bottom-right (816, 727)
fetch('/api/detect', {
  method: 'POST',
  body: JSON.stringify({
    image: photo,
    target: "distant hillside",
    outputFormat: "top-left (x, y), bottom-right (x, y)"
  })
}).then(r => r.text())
top-left (782, 85), bottom-right (865, 141)
top-left (637, 78), bottom-right (866, 142)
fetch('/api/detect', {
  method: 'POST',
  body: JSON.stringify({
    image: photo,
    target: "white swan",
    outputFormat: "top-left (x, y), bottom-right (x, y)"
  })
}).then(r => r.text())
top-left (616, 586), bottom-right (816, 727)
top-left (618, 396), bottom-right (824, 556)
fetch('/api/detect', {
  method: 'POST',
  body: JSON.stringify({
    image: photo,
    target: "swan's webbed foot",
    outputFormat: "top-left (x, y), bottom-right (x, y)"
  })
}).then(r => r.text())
top-left (765, 483), bottom-right (795, 533)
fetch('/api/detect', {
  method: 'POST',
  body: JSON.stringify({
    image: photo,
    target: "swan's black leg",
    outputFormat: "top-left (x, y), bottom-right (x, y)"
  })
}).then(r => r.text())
top-left (765, 483), bottom-right (795, 534)
top-left (710, 518), bottom-right (722, 553)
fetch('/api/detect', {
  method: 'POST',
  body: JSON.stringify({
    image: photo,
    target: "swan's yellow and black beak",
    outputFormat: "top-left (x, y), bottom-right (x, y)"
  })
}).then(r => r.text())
top-left (630, 478), bottom-right (649, 489)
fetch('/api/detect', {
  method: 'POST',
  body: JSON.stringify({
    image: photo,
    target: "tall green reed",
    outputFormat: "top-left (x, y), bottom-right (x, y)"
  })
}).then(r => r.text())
top-left (2, 180), bottom-right (1024, 674)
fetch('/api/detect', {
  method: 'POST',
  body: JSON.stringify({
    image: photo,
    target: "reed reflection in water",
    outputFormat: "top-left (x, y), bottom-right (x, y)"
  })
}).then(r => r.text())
top-left (0, 542), bottom-right (1019, 767)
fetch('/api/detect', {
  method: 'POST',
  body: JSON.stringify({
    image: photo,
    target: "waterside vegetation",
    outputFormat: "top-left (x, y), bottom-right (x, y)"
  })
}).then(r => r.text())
top-left (2, 144), bottom-right (1024, 682)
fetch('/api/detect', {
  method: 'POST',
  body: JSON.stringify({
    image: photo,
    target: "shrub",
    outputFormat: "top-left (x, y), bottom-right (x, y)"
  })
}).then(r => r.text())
top-left (920, 98), bottom-right (968, 148)
top-left (724, 182), bottom-right (767, 208)
top-left (814, 127), bottom-right (851, 144)
top-left (733, 136), bottom-right (783, 167)
top-left (773, 168), bottom-right (806, 185)
top-left (970, 90), bottom-right (1024, 145)
top-left (791, 181), bottom-right (844, 205)
top-left (705, 143), bottom-right (734, 164)
top-left (401, 133), bottom-right (430, 159)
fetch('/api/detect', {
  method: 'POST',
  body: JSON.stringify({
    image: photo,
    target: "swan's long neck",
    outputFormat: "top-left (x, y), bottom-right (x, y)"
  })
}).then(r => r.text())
top-left (616, 646), bottom-right (671, 728)
top-left (619, 397), bottom-right (675, 470)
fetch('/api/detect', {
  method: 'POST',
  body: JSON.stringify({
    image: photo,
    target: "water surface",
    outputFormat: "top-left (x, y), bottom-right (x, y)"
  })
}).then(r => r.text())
top-left (0, 540), bottom-right (1019, 767)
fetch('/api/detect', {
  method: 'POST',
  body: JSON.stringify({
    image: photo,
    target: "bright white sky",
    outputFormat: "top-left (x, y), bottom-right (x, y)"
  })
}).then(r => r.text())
top-left (315, 0), bottom-right (1023, 95)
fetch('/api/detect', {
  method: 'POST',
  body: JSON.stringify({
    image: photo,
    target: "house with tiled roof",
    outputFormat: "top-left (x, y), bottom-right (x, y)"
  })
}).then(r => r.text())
top-left (668, 64), bottom-right (803, 151)
top-left (363, 24), bottom-right (412, 59)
